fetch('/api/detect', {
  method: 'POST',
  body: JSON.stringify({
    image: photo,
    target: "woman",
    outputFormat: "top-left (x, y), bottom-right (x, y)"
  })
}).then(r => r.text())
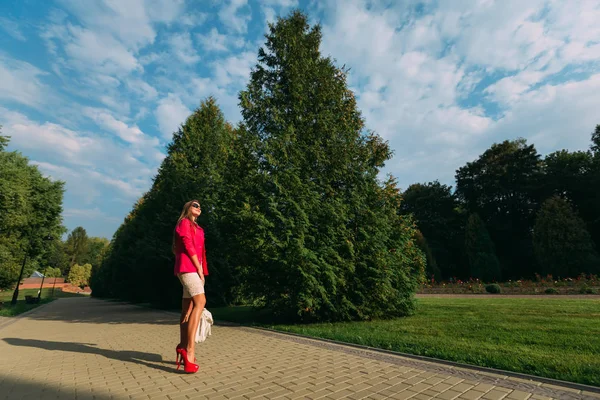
top-left (173, 200), bottom-right (208, 373)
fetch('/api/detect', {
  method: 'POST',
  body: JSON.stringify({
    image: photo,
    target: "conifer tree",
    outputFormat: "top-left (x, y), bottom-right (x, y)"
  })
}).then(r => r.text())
top-left (237, 11), bottom-right (424, 321)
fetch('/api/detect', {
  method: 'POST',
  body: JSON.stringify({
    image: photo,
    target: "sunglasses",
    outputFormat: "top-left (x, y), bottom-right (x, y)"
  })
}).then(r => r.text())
top-left (191, 203), bottom-right (201, 209)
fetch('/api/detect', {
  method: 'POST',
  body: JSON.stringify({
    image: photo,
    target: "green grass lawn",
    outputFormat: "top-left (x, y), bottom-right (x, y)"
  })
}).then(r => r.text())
top-left (0, 288), bottom-right (84, 317)
top-left (211, 298), bottom-right (600, 386)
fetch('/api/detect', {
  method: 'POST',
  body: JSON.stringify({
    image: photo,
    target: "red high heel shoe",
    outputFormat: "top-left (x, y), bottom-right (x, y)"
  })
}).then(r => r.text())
top-left (176, 345), bottom-right (184, 370)
top-left (179, 348), bottom-right (199, 373)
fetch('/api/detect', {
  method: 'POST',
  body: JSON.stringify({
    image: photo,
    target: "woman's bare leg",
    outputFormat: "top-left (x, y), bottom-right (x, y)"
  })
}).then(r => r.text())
top-left (185, 293), bottom-right (206, 363)
top-left (179, 298), bottom-right (193, 348)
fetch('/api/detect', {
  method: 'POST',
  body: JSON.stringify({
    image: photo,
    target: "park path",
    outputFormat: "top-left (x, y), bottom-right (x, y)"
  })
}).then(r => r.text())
top-left (0, 298), bottom-right (598, 400)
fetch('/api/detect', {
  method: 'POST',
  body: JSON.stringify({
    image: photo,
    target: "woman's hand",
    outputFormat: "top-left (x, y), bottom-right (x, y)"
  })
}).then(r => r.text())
top-left (198, 263), bottom-right (205, 281)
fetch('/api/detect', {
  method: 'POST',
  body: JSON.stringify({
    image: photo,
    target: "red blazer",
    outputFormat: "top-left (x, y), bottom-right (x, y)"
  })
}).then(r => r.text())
top-left (173, 218), bottom-right (209, 276)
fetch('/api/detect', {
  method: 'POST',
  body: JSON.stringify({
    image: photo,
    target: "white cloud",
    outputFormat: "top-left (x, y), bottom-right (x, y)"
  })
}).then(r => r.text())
top-left (262, 7), bottom-right (277, 24)
top-left (180, 11), bottom-right (208, 27)
top-left (134, 107), bottom-right (150, 121)
top-left (219, 0), bottom-right (251, 34)
top-left (262, 0), bottom-right (298, 6)
top-left (63, 207), bottom-right (121, 223)
top-left (197, 28), bottom-right (245, 52)
top-left (0, 55), bottom-right (50, 108)
top-left (145, 0), bottom-right (186, 24)
top-left (57, 0), bottom-right (184, 50)
top-left (65, 25), bottom-right (142, 74)
top-left (189, 77), bottom-right (241, 123)
top-left (0, 108), bottom-right (159, 201)
top-left (98, 95), bottom-right (131, 115)
top-left (489, 74), bottom-right (600, 154)
top-left (211, 51), bottom-right (256, 87)
top-left (41, 0), bottom-right (187, 79)
top-left (168, 32), bottom-right (200, 64)
top-left (83, 108), bottom-right (158, 146)
top-left (31, 161), bottom-right (101, 203)
top-left (154, 94), bottom-right (191, 138)
top-left (260, 0), bottom-right (299, 23)
top-left (0, 17), bottom-right (27, 41)
top-left (126, 78), bottom-right (158, 101)
top-left (484, 70), bottom-right (545, 104)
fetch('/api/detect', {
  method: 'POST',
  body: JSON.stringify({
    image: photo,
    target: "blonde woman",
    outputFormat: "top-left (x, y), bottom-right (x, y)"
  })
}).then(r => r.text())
top-left (172, 200), bottom-right (208, 373)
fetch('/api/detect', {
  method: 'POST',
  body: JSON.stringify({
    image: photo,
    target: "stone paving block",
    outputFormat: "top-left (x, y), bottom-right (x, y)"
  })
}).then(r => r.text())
top-left (325, 389), bottom-right (355, 399)
top-left (472, 384), bottom-right (495, 394)
top-left (347, 383), bottom-right (373, 393)
top-left (430, 382), bottom-right (456, 393)
top-left (423, 376), bottom-right (447, 386)
top-left (388, 389), bottom-right (418, 400)
top-left (403, 376), bottom-right (426, 385)
top-left (452, 383), bottom-right (476, 393)
top-left (505, 390), bottom-right (532, 400)
top-left (444, 377), bottom-right (465, 385)
top-left (305, 388), bottom-right (335, 399)
top-left (347, 388), bottom-right (378, 400)
top-left (481, 389), bottom-right (510, 400)
top-left (436, 390), bottom-right (465, 400)
top-left (405, 382), bottom-right (433, 394)
top-left (458, 389), bottom-right (485, 400)
top-left (421, 389), bottom-right (442, 397)
top-left (411, 395), bottom-right (432, 400)
top-left (528, 395), bottom-right (553, 400)
top-left (365, 394), bottom-right (387, 400)
top-left (309, 383), bottom-right (335, 393)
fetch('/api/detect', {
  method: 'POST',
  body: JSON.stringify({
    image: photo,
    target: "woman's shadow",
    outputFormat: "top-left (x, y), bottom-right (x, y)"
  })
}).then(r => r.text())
top-left (3, 338), bottom-right (181, 374)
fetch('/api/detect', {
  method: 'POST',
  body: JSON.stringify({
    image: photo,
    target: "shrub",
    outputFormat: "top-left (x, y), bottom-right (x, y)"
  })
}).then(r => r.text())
top-left (544, 288), bottom-right (559, 294)
top-left (67, 263), bottom-right (92, 288)
top-left (579, 286), bottom-right (596, 294)
top-left (485, 284), bottom-right (502, 294)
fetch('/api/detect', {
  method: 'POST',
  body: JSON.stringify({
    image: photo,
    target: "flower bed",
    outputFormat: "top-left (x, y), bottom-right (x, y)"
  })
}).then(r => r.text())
top-left (418, 274), bottom-right (600, 295)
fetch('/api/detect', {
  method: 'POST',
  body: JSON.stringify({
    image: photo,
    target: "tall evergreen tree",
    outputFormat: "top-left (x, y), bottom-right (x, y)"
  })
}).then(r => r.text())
top-left (237, 11), bottom-right (424, 321)
top-left (465, 213), bottom-right (502, 282)
top-left (533, 195), bottom-right (600, 277)
top-left (92, 98), bottom-right (236, 307)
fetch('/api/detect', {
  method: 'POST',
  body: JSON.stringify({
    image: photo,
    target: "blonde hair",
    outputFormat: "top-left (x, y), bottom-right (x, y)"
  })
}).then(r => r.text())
top-left (172, 200), bottom-right (200, 254)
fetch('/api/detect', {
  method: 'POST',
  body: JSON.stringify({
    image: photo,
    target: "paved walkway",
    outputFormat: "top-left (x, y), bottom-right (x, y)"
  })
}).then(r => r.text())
top-left (0, 298), bottom-right (598, 400)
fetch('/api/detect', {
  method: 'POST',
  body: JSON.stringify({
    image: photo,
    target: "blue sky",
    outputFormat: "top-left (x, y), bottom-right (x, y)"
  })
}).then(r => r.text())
top-left (1, 0), bottom-right (599, 239)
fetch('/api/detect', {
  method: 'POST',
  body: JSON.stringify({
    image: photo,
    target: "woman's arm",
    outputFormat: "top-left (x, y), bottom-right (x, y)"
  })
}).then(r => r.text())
top-left (176, 219), bottom-right (204, 279)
